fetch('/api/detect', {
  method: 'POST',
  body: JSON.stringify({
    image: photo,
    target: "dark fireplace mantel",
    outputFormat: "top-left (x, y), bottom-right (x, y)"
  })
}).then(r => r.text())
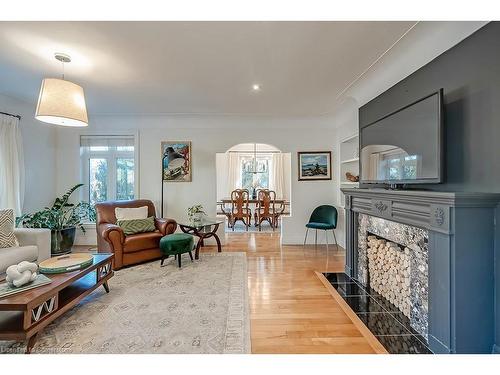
top-left (341, 188), bottom-right (500, 354)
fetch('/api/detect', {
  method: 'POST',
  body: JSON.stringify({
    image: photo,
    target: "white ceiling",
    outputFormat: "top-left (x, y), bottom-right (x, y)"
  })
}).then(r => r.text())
top-left (0, 21), bottom-right (416, 116)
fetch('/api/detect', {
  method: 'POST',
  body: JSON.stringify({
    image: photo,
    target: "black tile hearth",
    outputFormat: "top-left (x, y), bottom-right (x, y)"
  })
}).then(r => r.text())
top-left (369, 293), bottom-right (404, 313)
top-left (324, 272), bottom-right (354, 284)
top-left (356, 312), bottom-right (410, 336)
top-left (335, 283), bottom-right (369, 297)
top-left (323, 272), bottom-right (433, 354)
top-left (375, 335), bottom-right (432, 354)
top-left (343, 295), bottom-right (386, 313)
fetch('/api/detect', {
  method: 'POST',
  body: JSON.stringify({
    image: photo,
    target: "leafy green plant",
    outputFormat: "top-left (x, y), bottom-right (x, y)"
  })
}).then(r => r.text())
top-left (187, 204), bottom-right (206, 220)
top-left (17, 184), bottom-right (96, 233)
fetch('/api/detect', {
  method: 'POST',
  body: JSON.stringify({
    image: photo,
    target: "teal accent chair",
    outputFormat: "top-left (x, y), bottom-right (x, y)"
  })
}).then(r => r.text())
top-left (304, 205), bottom-right (338, 248)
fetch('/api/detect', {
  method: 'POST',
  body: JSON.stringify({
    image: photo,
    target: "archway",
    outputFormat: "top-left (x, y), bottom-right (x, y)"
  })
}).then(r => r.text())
top-left (216, 143), bottom-right (291, 232)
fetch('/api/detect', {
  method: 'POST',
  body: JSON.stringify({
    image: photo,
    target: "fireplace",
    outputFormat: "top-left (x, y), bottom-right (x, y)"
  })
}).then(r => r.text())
top-left (341, 188), bottom-right (500, 354)
top-left (358, 214), bottom-right (428, 339)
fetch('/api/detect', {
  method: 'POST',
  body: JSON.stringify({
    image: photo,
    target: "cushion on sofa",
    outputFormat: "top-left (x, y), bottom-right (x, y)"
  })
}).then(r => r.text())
top-left (0, 209), bottom-right (19, 248)
top-left (117, 216), bottom-right (156, 235)
top-left (0, 245), bottom-right (37, 274)
top-left (123, 231), bottom-right (163, 253)
top-left (115, 206), bottom-right (148, 221)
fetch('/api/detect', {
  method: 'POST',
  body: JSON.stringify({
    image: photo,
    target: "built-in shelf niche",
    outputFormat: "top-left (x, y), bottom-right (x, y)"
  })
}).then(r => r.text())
top-left (339, 133), bottom-right (359, 205)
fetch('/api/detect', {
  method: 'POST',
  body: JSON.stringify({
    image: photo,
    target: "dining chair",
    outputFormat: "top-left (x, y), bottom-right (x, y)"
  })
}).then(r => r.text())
top-left (254, 189), bottom-right (280, 231)
top-left (224, 189), bottom-right (252, 231)
top-left (304, 205), bottom-right (338, 249)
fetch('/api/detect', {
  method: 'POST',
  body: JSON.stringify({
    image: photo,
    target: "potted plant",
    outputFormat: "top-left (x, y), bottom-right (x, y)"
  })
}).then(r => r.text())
top-left (187, 204), bottom-right (206, 222)
top-left (17, 184), bottom-right (96, 255)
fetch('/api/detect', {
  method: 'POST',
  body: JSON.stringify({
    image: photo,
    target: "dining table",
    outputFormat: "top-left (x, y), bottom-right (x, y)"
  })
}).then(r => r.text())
top-left (218, 197), bottom-right (289, 205)
top-left (217, 198), bottom-right (290, 227)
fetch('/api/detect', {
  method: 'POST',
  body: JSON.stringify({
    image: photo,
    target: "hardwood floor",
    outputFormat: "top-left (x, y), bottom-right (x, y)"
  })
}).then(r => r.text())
top-left (75, 231), bottom-right (382, 353)
top-left (199, 231), bottom-right (381, 354)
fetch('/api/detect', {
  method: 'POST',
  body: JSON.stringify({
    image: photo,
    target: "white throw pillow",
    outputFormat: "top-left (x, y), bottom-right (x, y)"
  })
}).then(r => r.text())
top-left (0, 209), bottom-right (20, 248)
top-left (115, 206), bottom-right (149, 221)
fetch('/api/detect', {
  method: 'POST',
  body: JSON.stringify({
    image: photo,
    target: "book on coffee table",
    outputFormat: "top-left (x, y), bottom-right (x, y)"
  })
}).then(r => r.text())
top-left (0, 274), bottom-right (52, 299)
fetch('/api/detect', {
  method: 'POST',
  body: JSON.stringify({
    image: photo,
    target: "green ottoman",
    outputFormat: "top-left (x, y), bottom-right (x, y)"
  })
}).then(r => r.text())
top-left (159, 233), bottom-right (195, 268)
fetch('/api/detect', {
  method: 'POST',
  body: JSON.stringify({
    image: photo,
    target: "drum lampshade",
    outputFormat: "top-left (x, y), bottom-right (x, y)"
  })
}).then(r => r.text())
top-left (35, 78), bottom-right (88, 127)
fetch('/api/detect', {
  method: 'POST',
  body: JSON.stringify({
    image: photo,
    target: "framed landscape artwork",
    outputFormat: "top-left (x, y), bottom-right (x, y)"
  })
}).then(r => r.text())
top-left (161, 141), bottom-right (192, 182)
top-left (297, 151), bottom-right (332, 181)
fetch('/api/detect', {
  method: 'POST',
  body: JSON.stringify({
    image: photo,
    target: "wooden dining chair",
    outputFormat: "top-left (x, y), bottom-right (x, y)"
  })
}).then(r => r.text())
top-left (224, 189), bottom-right (252, 231)
top-left (254, 189), bottom-right (280, 231)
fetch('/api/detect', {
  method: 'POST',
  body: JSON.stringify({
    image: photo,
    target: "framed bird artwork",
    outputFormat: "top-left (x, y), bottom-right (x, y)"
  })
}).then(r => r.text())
top-left (161, 141), bottom-right (192, 182)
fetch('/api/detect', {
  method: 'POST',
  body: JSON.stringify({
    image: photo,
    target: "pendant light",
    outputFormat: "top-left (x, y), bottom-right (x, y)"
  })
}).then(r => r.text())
top-left (35, 53), bottom-right (88, 127)
top-left (251, 143), bottom-right (266, 174)
top-left (252, 143), bottom-right (258, 174)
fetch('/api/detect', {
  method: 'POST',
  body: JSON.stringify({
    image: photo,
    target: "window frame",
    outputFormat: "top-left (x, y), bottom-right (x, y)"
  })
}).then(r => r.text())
top-left (80, 132), bottom-right (140, 208)
top-left (239, 153), bottom-right (271, 191)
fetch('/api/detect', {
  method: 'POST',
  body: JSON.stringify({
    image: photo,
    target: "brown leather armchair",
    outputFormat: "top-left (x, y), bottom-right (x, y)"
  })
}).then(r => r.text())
top-left (95, 199), bottom-right (177, 270)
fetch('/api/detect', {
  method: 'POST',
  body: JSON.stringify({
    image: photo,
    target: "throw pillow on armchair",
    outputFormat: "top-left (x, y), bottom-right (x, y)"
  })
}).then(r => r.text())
top-left (117, 216), bottom-right (156, 235)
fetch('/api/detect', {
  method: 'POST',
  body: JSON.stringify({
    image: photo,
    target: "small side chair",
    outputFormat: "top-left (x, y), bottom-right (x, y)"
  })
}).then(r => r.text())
top-left (304, 205), bottom-right (338, 249)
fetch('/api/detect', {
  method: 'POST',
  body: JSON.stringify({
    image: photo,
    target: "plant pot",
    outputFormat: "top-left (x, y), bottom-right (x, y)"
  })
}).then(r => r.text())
top-left (51, 227), bottom-right (76, 256)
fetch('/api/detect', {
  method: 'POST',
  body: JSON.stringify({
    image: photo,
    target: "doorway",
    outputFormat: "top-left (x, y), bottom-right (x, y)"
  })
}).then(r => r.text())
top-left (216, 143), bottom-right (291, 233)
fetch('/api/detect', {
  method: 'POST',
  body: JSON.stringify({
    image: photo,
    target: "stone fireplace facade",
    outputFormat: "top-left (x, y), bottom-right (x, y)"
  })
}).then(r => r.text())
top-left (357, 213), bottom-right (428, 338)
top-left (341, 188), bottom-right (500, 353)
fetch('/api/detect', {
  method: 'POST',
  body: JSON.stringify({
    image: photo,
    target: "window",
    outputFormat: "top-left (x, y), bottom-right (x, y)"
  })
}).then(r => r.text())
top-left (380, 150), bottom-right (420, 180)
top-left (116, 158), bottom-right (135, 200)
top-left (240, 155), bottom-right (270, 191)
top-left (80, 135), bottom-right (137, 209)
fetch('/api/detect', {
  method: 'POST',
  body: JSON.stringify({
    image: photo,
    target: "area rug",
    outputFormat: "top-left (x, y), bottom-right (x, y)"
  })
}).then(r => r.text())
top-left (1, 252), bottom-right (250, 354)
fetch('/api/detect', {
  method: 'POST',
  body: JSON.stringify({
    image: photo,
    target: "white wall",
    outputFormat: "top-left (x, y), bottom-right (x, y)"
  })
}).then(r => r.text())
top-left (0, 94), bottom-right (57, 213)
top-left (331, 97), bottom-right (359, 249)
top-left (55, 114), bottom-right (339, 245)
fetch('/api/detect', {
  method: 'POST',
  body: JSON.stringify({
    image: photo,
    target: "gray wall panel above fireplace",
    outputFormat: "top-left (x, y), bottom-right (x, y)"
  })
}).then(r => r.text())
top-left (358, 22), bottom-right (500, 194)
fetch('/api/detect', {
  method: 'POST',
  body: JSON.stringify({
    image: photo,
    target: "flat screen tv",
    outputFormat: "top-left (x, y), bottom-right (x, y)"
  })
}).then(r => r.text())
top-left (360, 89), bottom-right (444, 186)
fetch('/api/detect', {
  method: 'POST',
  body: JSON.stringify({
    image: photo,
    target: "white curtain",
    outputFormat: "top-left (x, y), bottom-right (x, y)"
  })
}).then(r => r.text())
top-left (270, 153), bottom-right (285, 199)
top-left (226, 152), bottom-right (241, 195)
top-left (0, 114), bottom-right (24, 215)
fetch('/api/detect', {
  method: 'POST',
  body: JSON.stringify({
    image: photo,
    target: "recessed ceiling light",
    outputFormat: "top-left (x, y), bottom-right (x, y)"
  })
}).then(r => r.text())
top-left (252, 84), bottom-right (261, 91)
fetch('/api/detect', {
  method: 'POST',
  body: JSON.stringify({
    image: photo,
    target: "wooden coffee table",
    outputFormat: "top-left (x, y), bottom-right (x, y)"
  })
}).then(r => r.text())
top-left (0, 253), bottom-right (114, 353)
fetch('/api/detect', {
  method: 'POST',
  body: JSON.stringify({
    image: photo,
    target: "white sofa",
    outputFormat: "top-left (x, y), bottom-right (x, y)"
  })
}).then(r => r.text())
top-left (0, 228), bottom-right (51, 278)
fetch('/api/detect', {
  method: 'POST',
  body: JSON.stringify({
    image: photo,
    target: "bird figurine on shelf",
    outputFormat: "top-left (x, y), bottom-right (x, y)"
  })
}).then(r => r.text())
top-left (345, 172), bottom-right (359, 182)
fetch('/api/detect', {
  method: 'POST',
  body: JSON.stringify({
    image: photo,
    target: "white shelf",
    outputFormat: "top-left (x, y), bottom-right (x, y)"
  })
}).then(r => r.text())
top-left (340, 157), bottom-right (359, 164)
top-left (338, 133), bottom-right (360, 207)
top-left (340, 181), bottom-right (359, 186)
top-left (340, 133), bottom-right (359, 144)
